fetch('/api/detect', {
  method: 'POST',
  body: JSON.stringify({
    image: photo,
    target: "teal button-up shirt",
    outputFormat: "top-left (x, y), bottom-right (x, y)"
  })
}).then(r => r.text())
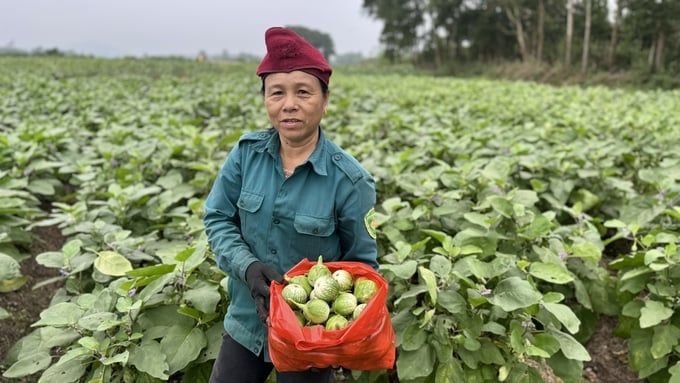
top-left (203, 127), bottom-right (378, 359)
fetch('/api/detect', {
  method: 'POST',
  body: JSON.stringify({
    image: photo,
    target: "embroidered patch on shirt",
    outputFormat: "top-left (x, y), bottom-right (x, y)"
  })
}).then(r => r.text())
top-left (364, 207), bottom-right (377, 239)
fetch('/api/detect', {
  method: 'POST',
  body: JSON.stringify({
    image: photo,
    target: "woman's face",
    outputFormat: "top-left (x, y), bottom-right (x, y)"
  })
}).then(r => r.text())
top-left (263, 71), bottom-right (329, 144)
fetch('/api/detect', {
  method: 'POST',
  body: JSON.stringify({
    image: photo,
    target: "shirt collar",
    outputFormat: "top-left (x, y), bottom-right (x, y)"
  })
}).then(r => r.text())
top-left (262, 127), bottom-right (328, 176)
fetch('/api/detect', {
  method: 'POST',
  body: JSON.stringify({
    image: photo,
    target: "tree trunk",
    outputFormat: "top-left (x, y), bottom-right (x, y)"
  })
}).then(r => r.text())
top-left (565, 0), bottom-right (574, 70)
top-left (581, 0), bottom-right (592, 77)
top-left (654, 30), bottom-right (665, 72)
top-left (537, 0), bottom-right (545, 62)
top-left (648, 41), bottom-right (656, 72)
top-left (608, 0), bottom-right (622, 71)
top-left (505, 2), bottom-right (529, 62)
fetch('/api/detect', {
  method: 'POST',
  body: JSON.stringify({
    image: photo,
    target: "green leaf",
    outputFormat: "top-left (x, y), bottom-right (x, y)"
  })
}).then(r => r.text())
top-left (101, 350), bottom-right (129, 366)
top-left (464, 212), bottom-right (492, 229)
top-left (78, 336), bottom-right (99, 351)
top-left (651, 325), bottom-right (680, 359)
top-left (429, 254), bottom-right (452, 278)
top-left (402, 323), bottom-right (428, 351)
top-left (467, 258), bottom-right (493, 279)
top-left (129, 185), bottom-right (162, 203)
top-left (570, 242), bottom-right (601, 263)
top-left (669, 362), bottom-right (680, 383)
top-left (97, 319), bottom-right (126, 332)
top-left (619, 268), bottom-right (653, 294)
top-left (489, 196), bottom-right (514, 218)
top-left (0, 306), bottom-right (9, 320)
top-left (437, 289), bottom-right (466, 315)
top-left (2, 351), bottom-right (52, 378)
top-left (379, 260), bottom-right (417, 279)
top-left (571, 188), bottom-right (600, 212)
top-left (77, 312), bottom-right (119, 331)
top-left (572, 279), bottom-right (592, 310)
top-left (0, 276), bottom-right (28, 292)
top-left (546, 350), bottom-right (584, 383)
top-left (179, 362), bottom-right (213, 383)
top-left (396, 345), bottom-right (436, 380)
top-left (195, 321), bottom-right (225, 363)
top-left (603, 219), bottom-right (627, 228)
top-left (418, 266), bottom-right (438, 305)
top-left (541, 292), bottom-right (564, 303)
top-left (548, 328), bottom-right (591, 361)
top-left (512, 189), bottom-right (539, 207)
top-left (174, 246), bottom-right (195, 262)
top-left (94, 251), bottom-right (133, 276)
top-left (160, 325), bottom-right (207, 374)
top-left (463, 336), bottom-right (481, 351)
top-left (453, 228), bottom-right (497, 256)
top-left (529, 262), bottom-right (573, 284)
top-left (488, 277), bottom-right (542, 311)
top-left (126, 263), bottom-right (175, 277)
top-left (526, 345), bottom-right (551, 358)
top-left (37, 356), bottom-right (87, 383)
top-left (32, 302), bottom-right (84, 327)
top-left (523, 213), bottom-right (551, 239)
top-left (0, 253), bottom-right (21, 280)
top-left (183, 283), bottom-right (221, 314)
top-left (478, 339), bottom-right (505, 364)
top-left (621, 299), bottom-right (643, 318)
top-left (640, 300), bottom-right (673, 328)
top-left (542, 303), bottom-right (581, 334)
top-left (644, 248), bottom-right (665, 265)
top-left (27, 179), bottom-right (56, 195)
top-left (533, 333), bottom-right (561, 356)
top-left (39, 327), bottom-right (80, 349)
top-left (35, 251), bottom-right (64, 268)
top-left (482, 157), bottom-right (511, 182)
top-left (128, 341), bottom-right (169, 380)
top-left (628, 329), bottom-right (665, 377)
top-left (482, 322), bottom-right (505, 336)
top-left (62, 239), bottom-right (82, 259)
top-left (435, 358), bottom-right (464, 382)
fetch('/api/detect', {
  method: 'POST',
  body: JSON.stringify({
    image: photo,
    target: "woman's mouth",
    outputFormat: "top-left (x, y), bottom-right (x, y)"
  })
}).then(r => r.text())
top-left (280, 119), bottom-right (302, 128)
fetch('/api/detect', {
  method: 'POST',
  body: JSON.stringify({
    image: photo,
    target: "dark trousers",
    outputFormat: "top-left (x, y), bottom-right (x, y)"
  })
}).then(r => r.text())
top-left (209, 333), bottom-right (335, 383)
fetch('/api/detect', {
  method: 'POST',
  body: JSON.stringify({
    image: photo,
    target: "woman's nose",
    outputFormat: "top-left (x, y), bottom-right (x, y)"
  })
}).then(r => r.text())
top-left (282, 95), bottom-right (298, 111)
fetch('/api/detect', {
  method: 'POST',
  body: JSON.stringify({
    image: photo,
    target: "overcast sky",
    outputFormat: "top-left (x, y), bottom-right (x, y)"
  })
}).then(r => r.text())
top-left (0, 0), bottom-right (384, 58)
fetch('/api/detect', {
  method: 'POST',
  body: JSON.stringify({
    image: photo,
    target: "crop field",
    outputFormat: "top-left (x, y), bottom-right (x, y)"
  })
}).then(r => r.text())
top-left (1, 57), bottom-right (679, 383)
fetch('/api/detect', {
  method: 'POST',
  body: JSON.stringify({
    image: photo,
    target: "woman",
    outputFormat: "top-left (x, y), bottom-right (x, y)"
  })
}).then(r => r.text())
top-left (203, 26), bottom-right (378, 383)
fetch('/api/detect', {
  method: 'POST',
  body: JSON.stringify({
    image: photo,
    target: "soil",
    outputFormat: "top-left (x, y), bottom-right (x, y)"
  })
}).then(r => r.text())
top-left (0, 226), bottom-right (64, 383)
top-left (0, 227), bottom-right (645, 383)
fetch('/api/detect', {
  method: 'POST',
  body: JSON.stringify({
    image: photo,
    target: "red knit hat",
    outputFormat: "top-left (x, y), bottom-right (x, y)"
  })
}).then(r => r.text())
top-left (256, 27), bottom-right (333, 86)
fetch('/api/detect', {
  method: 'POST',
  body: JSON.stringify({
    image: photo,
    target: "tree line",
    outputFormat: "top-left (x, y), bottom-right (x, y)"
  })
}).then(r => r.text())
top-left (361, 0), bottom-right (680, 77)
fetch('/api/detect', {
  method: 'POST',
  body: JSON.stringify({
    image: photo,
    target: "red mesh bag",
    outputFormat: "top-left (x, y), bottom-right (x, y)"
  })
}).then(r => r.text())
top-left (268, 258), bottom-right (396, 372)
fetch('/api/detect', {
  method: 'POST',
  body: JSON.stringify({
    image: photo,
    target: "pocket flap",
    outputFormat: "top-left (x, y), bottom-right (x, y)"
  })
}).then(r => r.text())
top-left (294, 214), bottom-right (335, 237)
top-left (237, 190), bottom-right (264, 213)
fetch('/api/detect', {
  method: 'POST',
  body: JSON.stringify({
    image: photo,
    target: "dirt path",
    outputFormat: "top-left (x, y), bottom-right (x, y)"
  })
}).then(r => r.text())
top-left (0, 226), bottom-right (64, 382)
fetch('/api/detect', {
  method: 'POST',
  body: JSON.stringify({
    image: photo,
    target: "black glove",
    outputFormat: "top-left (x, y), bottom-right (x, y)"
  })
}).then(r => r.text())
top-left (245, 261), bottom-right (284, 325)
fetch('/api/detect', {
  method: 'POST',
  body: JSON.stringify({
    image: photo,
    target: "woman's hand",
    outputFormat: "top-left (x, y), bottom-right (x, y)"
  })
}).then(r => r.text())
top-left (245, 262), bottom-right (284, 325)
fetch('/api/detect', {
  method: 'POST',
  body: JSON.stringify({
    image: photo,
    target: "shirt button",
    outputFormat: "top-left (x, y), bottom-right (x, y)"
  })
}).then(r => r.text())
top-left (273, 218), bottom-right (280, 224)
top-left (333, 154), bottom-right (342, 161)
top-left (271, 249), bottom-right (277, 254)
top-left (312, 228), bottom-right (319, 234)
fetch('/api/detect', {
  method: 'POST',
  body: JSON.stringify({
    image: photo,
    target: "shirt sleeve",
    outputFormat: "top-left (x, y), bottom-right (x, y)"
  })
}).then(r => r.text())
top-left (336, 172), bottom-right (379, 270)
top-left (203, 144), bottom-right (259, 282)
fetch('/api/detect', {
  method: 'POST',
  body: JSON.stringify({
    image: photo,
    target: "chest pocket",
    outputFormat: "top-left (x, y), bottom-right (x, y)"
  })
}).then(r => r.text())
top-left (237, 190), bottom-right (264, 213)
top-left (294, 213), bottom-right (335, 237)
